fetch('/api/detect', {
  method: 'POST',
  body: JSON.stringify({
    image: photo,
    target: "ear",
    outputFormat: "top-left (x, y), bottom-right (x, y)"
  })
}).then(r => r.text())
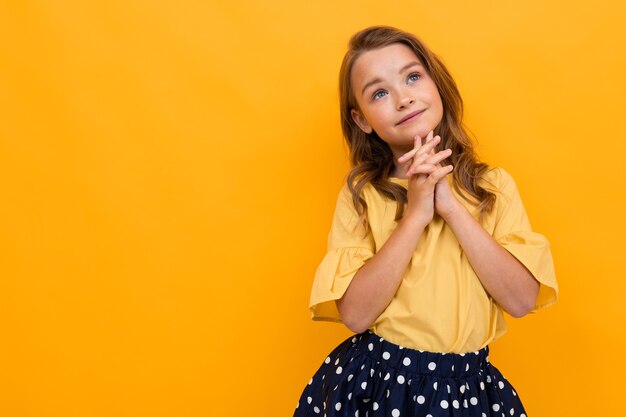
top-left (350, 109), bottom-right (373, 134)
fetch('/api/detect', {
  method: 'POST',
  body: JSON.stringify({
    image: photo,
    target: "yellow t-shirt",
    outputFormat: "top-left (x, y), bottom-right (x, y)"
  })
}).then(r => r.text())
top-left (309, 167), bottom-right (558, 353)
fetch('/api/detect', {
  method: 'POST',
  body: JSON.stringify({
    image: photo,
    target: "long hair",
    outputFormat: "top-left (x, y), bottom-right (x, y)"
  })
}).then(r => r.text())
top-left (339, 26), bottom-right (496, 231)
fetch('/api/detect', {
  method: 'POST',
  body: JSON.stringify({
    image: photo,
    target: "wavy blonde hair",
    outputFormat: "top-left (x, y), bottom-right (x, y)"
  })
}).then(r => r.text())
top-left (339, 25), bottom-right (496, 230)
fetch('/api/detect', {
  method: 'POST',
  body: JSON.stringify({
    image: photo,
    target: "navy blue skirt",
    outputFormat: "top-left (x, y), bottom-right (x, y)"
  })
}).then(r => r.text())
top-left (294, 330), bottom-right (527, 417)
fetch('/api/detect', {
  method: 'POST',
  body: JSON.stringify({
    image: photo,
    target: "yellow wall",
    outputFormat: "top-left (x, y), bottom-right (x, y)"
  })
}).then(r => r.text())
top-left (1, 1), bottom-right (624, 416)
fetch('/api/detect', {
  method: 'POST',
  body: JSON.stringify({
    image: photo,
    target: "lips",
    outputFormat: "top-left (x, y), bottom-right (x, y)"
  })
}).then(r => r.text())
top-left (396, 109), bottom-right (425, 125)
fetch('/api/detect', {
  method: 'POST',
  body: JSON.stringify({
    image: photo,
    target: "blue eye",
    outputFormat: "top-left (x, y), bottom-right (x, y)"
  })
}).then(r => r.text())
top-left (372, 90), bottom-right (388, 100)
top-left (408, 73), bottom-right (421, 83)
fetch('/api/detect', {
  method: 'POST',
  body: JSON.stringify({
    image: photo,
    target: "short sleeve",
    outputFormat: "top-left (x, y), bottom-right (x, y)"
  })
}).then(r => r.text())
top-left (309, 184), bottom-right (376, 322)
top-left (492, 168), bottom-right (558, 312)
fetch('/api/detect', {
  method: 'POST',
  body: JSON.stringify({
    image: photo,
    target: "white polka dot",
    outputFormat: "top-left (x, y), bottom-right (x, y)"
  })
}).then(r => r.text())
top-left (521, 414), bottom-right (527, 417)
top-left (440, 400), bottom-right (449, 409)
top-left (487, 375), bottom-right (492, 383)
top-left (348, 374), bottom-right (354, 381)
top-left (382, 351), bottom-right (391, 360)
top-left (499, 381), bottom-right (505, 389)
top-left (386, 389), bottom-right (390, 398)
top-left (361, 364), bottom-right (365, 370)
top-left (510, 408), bottom-right (515, 415)
top-left (368, 343), bottom-right (374, 351)
top-left (392, 409), bottom-right (400, 417)
top-left (426, 415), bottom-right (433, 417)
top-left (308, 377), bottom-right (313, 385)
top-left (428, 361), bottom-right (437, 371)
top-left (397, 375), bottom-right (405, 384)
top-left (355, 411), bottom-right (359, 417)
top-left (370, 369), bottom-right (374, 377)
top-left (314, 406), bottom-right (320, 413)
top-left (324, 357), bottom-right (330, 364)
top-left (384, 372), bottom-right (390, 381)
top-left (335, 357), bottom-right (340, 365)
top-left (296, 401), bottom-right (299, 409)
top-left (493, 404), bottom-right (501, 412)
top-left (460, 385), bottom-right (465, 394)
top-left (361, 382), bottom-right (367, 390)
top-left (433, 381), bottom-right (438, 390)
top-left (336, 366), bottom-right (343, 374)
top-left (348, 393), bottom-right (352, 400)
top-left (363, 398), bottom-right (370, 403)
top-left (480, 381), bottom-right (485, 390)
top-left (452, 400), bottom-right (459, 409)
top-left (334, 384), bottom-right (338, 391)
top-left (466, 363), bottom-right (470, 371)
top-left (452, 365), bottom-right (455, 371)
top-left (373, 402), bottom-right (379, 411)
top-left (482, 414), bottom-right (487, 417)
top-left (463, 399), bottom-right (468, 408)
top-left (512, 390), bottom-right (517, 397)
top-left (335, 403), bottom-right (342, 411)
top-left (410, 395), bottom-right (421, 404)
top-left (403, 357), bottom-right (411, 366)
top-left (470, 397), bottom-right (478, 405)
top-left (447, 384), bottom-right (451, 394)
top-left (307, 396), bottom-right (312, 404)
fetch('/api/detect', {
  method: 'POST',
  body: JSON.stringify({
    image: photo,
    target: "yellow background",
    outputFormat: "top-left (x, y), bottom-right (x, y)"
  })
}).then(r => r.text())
top-left (1, 1), bottom-right (624, 416)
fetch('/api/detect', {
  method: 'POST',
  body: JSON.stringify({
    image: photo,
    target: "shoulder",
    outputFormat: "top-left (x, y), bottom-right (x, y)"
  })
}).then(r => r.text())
top-left (478, 167), bottom-right (517, 194)
top-left (337, 179), bottom-right (379, 203)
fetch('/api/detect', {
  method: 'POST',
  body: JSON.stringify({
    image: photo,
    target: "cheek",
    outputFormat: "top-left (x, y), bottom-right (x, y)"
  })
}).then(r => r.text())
top-left (427, 90), bottom-right (444, 117)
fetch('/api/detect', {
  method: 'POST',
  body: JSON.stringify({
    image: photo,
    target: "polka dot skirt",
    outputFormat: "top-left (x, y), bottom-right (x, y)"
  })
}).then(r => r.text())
top-left (294, 330), bottom-right (527, 417)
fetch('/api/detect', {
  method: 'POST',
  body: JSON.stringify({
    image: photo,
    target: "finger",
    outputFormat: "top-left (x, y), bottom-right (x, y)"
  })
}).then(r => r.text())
top-left (428, 135), bottom-right (440, 153)
top-left (422, 134), bottom-right (441, 152)
top-left (398, 147), bottom-right (420, 163)
top-left (404, 151), bottom-right (433, 174)
top-left (405, 145), bottom-right (452, 174)
top-left (423, 148), bottom-right (452, 166)
top-left (426, 164), bottom-right (454, 185)
top-left (398, 134), bottom-right (428, 163)
top-left (407, 163), bottom-right (438, 176)
top-left (398, 134), bottom-right (441, 163)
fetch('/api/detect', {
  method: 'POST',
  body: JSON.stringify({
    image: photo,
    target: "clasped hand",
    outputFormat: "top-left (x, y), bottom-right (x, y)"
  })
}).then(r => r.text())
top-left (397, 131), bottom-right (461, 224)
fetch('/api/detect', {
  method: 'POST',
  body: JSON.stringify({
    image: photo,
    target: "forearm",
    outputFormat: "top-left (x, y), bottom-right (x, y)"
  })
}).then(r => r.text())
top-left (443, 205), bottom-right (540, 317)
top-left (336, 215), bottom-right (427, 333)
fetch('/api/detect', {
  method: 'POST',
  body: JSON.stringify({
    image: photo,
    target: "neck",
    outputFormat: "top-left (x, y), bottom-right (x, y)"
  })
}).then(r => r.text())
top-left (389, 145), bottom-right (412, 179)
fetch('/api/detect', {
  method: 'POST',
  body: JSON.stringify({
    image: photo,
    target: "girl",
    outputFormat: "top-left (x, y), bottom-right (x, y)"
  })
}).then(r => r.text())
top-left (294, 26), bottom-right (557, 417)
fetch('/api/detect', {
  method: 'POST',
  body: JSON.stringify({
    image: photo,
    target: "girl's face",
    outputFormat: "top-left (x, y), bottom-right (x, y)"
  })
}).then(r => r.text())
top-left (350, 43), bottom-right (444, 157)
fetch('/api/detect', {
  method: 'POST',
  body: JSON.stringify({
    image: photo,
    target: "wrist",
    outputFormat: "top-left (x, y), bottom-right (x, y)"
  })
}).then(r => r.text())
top-left (400, 210), bottom-right (430, 230)
top-left (440, 201), bottom-right (467, 223)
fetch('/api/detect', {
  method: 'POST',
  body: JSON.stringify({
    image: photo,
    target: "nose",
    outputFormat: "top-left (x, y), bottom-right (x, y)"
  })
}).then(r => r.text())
top-left (397, 94), bottom-right (415, 110)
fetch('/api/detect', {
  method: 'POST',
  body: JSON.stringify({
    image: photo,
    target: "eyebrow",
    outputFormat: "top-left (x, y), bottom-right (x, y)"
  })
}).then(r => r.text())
top-left (360, 61), bottom-right (423, 96)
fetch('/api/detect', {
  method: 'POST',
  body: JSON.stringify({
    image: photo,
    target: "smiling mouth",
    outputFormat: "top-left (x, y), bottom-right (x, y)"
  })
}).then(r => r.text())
top-left (397, 110), bottom-right (425, 125)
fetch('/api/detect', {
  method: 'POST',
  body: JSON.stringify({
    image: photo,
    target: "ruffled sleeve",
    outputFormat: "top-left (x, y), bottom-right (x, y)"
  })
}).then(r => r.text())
top-left (492, 168), bottom-right (558, 312)
top-left (309, 184), bottom-right (375, 322)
